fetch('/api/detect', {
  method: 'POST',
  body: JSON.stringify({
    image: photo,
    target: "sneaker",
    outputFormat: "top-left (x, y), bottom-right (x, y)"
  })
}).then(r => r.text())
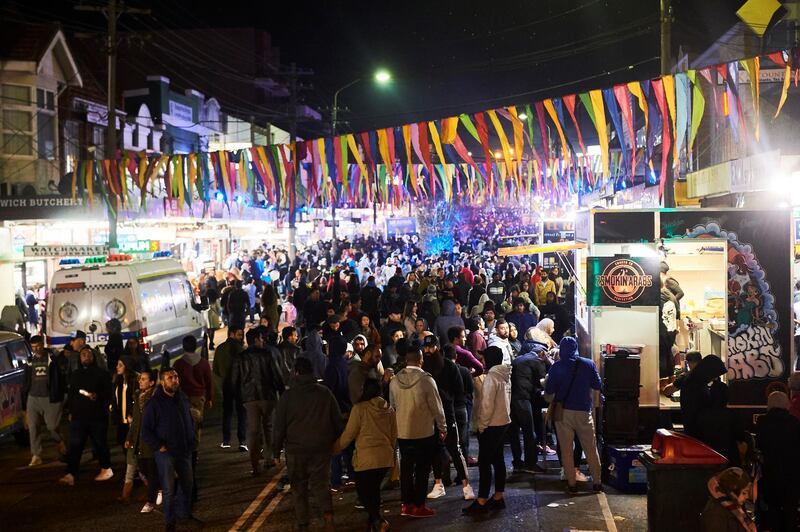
top-left (567, 484), bottom-right (578, 496)
top-left (400, 503), bottom-right (415, 516)
top-left (411, 505), bottom-right (436, 518)
top-left (466, 457), bottom-right (479, 467)
top-left (354, 500), bottom-right (365, 510)
top-left (462, 485), bottom-right (475, 501)
top-left (546, 446), bottom-right (557, 455)
top-left (59, 473), bottom-right (75, 486)
top-left (28, 455), bottom-right (42, 467)
top-left (238, 444), bottom-right (249, 453)
top-left (575, 470), bottom-right (589, 482)
top-left (462, 501), bottom-right (489, 515)
top-left (140, 502), bottom-right (155, 513)
top-left (426, 483), bottom-right (446, 499)
top-left (156, 490), bottom-right (163, 505)
top-left (95, 468), bottom-right (114, 481)
top-left (219, 443), bottom-right (231, 449)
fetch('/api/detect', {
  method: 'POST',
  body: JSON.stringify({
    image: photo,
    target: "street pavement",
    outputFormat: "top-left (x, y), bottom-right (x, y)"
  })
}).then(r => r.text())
top-left (0, 335), bottom-right (646, 531)
top-left (0, 401), bottom-right (647, 531)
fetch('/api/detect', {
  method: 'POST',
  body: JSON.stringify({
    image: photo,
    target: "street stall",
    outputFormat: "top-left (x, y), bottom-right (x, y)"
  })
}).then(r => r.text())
top-left (575, 208), bottom-right (793, 433)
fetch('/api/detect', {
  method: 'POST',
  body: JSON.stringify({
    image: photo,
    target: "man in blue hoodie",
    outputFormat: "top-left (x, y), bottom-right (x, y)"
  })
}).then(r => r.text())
top-left (544, 336), bottom-right (603, 494)
top-left (142, 368), bottom-right (198, 532)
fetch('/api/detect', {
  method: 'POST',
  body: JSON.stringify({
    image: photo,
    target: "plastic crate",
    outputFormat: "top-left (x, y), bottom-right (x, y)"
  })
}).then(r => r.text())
top-left (606, 445), bottom-right (649, 493)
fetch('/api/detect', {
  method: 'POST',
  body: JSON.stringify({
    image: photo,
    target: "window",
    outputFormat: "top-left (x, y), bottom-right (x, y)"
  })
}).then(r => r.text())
top-left (7, 341), bottom-right (29, 368)
top-left (2, 84), bottom-right (30, 106)
top-left (0, 346), bottom-right (12, 373)
top-left (92, 126), bottom-right (105, 160)
top-left (2, 133), bottom-right (32, 155)
top-left (3, 110), bottom-right (32, 131)
top-left (1, 86), bottom-right (34, 156)
top-left (37, 111), bottom-right (55, 160)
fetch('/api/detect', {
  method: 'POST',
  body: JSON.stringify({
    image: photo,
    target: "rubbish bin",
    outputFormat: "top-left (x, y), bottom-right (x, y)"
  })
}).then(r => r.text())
top-left (639, 429), bottom-right (728, 532)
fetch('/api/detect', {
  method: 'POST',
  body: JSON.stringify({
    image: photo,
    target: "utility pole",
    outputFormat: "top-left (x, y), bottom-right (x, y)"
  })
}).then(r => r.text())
top-left (287, 63), bottom-right (299, 261)
top-left (660, 0), bottom-right (676, 208)
top-left (279, 62), bottom-right (313, 261)
top-left (75, 1), bottom-right (150, 250)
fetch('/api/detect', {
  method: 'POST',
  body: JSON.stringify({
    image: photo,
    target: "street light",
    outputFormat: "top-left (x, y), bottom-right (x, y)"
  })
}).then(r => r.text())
top-left (331, 69), bottom-right (392, 239)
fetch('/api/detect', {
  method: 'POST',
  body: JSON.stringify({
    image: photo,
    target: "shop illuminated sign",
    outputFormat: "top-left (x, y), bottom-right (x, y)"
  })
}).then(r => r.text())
top-left (587, 255), bottom-right (660, 307)
top-left (597, 259), bottom-right (654, 305)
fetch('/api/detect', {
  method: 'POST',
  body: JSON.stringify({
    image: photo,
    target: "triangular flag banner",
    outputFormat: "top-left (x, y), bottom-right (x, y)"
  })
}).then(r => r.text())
top-left (736, 0), bottom-right (782, 37)
top-left (588, 90), bottom-right (610, 179)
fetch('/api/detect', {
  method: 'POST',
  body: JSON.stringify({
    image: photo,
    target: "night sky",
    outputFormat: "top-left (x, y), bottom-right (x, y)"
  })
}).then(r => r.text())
top-left (4, 0), bottom-right (751, 133)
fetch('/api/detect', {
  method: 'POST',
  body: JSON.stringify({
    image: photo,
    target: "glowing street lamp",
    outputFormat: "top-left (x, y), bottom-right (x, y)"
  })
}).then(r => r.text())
top-left (374, 69), bottom-right (392, 84)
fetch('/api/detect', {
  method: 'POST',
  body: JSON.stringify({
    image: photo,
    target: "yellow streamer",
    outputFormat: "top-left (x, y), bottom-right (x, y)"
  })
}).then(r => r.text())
top-left (543, 99), bottom-right (570, 166)
top-left (508, 106), bottom-right (525, 166)
top-left (627, 81), bottom-right (648, 130)
top-left (775, 65), bottom-right (791, 119)
top-left (588, 90), bottom-right (610, 178)
top-left (486, 110), bottom-right (514, 177)
top-left (741, 57), bottom-right (760, 140)
top-left (428, 122), bottom-right (448, 168)
top-left (662, 74), bottom-right (678, 164)
top-left (441, 117), bottom-right (459, 144)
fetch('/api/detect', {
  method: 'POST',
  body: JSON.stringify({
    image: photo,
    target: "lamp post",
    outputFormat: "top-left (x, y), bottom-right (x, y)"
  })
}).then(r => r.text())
top-left (330, 69), bottom-right (391, 240)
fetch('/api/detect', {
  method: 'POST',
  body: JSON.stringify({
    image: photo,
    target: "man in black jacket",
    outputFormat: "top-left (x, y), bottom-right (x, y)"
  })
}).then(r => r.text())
top-left (24, 335), bottom-right (68, 466)
top-left (421, 334), bottom-right (474, 501)
top-left (276, 326), bottom-right (301, 387)
top-left (226, 280), bottom-right (250, 330)
top-left (142, 368), bottom-right (199, 532)
top-left (231, 326), bottom-right (285, 475)
top-left (443, 344), bottom-right (476, 466)
top-left (273, 357), bottom-right (344, 531)
top-left (509, 347), bottom-right (548, 473)
top-left (59, 346), bottom-right (112, 486)
top-left (755, 391), bottom-right (800, 532)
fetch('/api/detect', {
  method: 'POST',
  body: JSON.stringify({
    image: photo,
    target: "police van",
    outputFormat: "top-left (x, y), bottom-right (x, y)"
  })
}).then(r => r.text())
top-left (46, 253), bottom-right (205, 366)
top-left (0, 332), bottom-right (29, 444)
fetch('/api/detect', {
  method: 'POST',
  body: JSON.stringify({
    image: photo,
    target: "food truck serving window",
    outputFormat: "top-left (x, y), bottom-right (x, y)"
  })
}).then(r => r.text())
top-left (594, 211), bottom-right (655, 243)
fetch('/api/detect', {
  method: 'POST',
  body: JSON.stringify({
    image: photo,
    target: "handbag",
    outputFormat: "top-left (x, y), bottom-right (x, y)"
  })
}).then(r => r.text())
top-left (545, 359), bottom-right (581, 427)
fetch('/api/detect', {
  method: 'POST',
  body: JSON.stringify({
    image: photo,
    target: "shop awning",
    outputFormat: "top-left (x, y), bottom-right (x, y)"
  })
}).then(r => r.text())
top-left (497, 241), bottom-right (586, 257)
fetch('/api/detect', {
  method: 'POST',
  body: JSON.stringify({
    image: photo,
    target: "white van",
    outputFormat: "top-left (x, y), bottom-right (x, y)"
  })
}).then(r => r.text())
top-left (46, 256), bottom-right (205, 366)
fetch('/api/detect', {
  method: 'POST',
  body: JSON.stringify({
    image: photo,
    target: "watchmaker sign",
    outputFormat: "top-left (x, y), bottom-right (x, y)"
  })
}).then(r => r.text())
top-left (586, 256), bottom-right (660, 307)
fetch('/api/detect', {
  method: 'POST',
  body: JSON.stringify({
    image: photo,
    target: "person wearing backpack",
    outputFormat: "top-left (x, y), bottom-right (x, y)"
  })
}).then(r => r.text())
top-left (544, 336), bottom-right (603, 494)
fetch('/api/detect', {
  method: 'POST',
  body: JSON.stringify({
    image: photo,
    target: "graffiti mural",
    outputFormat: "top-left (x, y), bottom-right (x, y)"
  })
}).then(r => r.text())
top-left (661, 210), bottom-right (792, 406)
top-left (686, 223), bottom-right (783, 380)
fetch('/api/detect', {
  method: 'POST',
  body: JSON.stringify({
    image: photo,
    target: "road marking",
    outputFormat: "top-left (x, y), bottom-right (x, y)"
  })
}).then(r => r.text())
top-left (248, 490), bottom-right (286, 531)
top-left (597, 492), bottom-right (618, 532)
top-left (229, 467), bottom-right (286, 532)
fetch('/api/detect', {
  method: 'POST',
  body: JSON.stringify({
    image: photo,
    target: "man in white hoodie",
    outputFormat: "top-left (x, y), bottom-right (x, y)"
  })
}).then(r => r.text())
top-left (487, 319), bottom-right (514, 365)
top-left (389, 348), bottom-right (447, 519)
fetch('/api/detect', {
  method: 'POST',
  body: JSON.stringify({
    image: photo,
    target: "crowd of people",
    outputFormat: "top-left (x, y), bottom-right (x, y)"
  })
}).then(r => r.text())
top-left (16, 214), bottom-right (800, 532)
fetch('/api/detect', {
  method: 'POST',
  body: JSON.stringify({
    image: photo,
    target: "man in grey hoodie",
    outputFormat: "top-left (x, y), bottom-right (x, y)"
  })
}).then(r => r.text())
top-left (433, 299), bottom-right (465, 347)
top-left (389, 347), bottom-right (447, 518)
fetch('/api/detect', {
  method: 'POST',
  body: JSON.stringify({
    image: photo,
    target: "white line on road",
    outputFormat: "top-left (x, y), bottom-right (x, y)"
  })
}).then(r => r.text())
top-left (229, 467), bottom-right (286, 532)
top-left (597, 492), bottom-right (618, 532)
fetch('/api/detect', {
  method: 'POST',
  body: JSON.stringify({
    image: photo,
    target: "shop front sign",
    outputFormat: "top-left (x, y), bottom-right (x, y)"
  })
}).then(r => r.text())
top-left (0, 195), bottom-right (94, 220)
top-left (24, 245), bottom-right (109, 258)
top-left (385, 217), bottom-right (417, 236)
top-left (586, 256), bottom-right (660, 307)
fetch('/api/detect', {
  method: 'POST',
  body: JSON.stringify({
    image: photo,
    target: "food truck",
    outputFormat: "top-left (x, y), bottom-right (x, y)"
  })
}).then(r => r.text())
top-left (572, 208), bottom-right (793, 432)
